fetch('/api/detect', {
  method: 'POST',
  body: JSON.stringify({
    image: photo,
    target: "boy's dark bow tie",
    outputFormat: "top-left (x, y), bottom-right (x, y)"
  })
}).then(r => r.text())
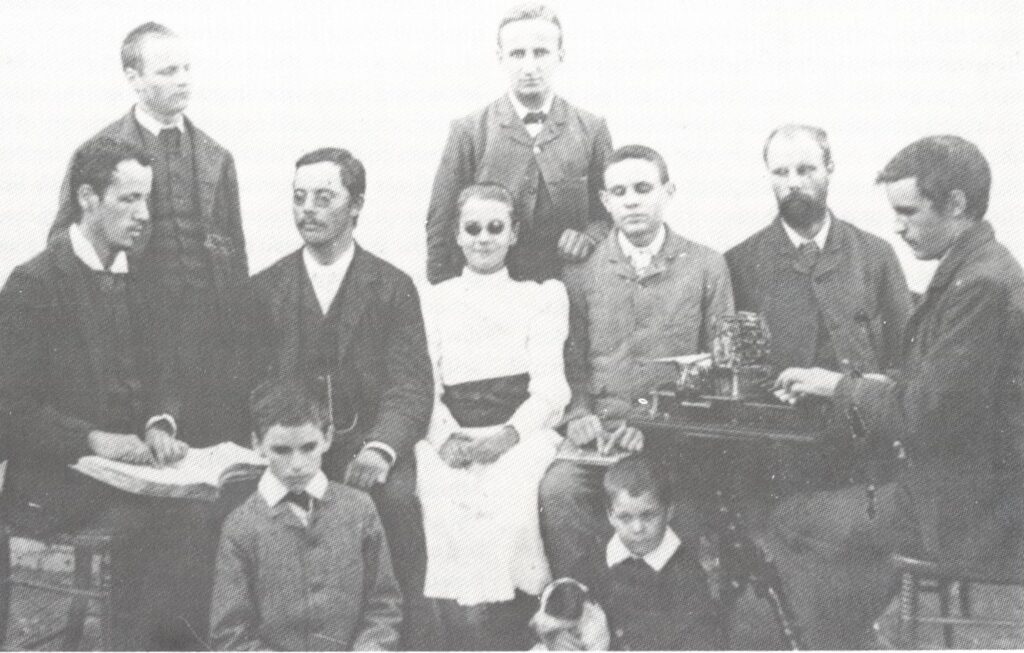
top-left (523, 111), bottom-right (547, 125)
top-left (283, 491), bottom-right (312, 511)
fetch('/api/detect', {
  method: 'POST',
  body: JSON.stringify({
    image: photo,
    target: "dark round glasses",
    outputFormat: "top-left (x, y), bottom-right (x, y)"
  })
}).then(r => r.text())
top-left (462, 220), bottom-right (506, 236)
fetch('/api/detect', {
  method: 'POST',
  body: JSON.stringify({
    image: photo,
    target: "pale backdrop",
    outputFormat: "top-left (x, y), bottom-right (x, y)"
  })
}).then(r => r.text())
top-left (1, 0), bottom-right (1021, 292)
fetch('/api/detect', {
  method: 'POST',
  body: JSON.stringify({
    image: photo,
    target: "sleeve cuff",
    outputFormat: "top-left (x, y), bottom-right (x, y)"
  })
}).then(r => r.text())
top-left (146, 414), bottom-right (177, 438)
top-left (363, 442), bottom-right (397, 467)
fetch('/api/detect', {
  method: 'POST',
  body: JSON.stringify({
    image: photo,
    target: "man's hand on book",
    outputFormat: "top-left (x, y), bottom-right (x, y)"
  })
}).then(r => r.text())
top-left (145, 427), bottom-right (189, 467)
top-left (88, 431), bottom-right (155, 466)
top-left (344, 448), bottom-right (391, 490)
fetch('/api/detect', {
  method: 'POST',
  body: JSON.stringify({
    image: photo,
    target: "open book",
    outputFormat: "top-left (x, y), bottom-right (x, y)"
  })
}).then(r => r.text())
top-left (555, 439), bottom-right (630, 467)
top-left (72, 442), bottom-right (267, 502)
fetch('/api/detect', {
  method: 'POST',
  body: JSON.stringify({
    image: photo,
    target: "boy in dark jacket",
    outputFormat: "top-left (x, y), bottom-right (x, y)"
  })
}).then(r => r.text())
top-left (210, 379), bottom-right (402, 650)
top-left (595, 455), bottom-right (723, 650)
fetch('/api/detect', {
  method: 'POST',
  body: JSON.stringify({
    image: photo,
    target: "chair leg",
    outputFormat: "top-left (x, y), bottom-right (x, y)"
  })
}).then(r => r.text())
top-left (63, 547), bottom-right (91, 650)
top-left (938, 581), bottom-right (954, 648)
top-left (896, 571), bottom-right (919, 649)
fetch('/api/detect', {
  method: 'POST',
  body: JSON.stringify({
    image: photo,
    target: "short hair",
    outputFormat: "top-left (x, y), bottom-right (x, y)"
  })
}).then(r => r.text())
top-left (762, 124), bottom-right (833, 169)
top-left (121, 22), bottom-right (176, 72)
top-left (71, 138), bottom-right (151, 220)
top-left (456, 183), bottom-right (519, 227)
top-left (497, 3), bottom-right (563, 48)
top-left (603, 454), bottom-right (672, 510)
top-left (876, 135), bottom-right (991, 221)
top-left (295, 147), bottom-right (367, 202)
top-left (605, 144), bottom-right (670, 185)
top-left (250, 377), bottom-right (331, 442)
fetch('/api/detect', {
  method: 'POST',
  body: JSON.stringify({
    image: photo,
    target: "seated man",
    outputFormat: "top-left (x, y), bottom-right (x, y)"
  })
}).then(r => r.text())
top-left (0, 139), bottom-right (187, 649)
top-left (539, 144), bottom-right (734, 585)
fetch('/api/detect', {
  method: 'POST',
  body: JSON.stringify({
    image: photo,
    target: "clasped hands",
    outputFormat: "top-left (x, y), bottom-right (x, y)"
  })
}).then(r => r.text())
top-left (88, 426), bottom-right (188, 467)
top-left (773, 367), bottom-right (892, 404)
top-left (439, 425), bottom-right (520, 469)
top-left (557, 228), bottom-right (596, 263)
top-left (567, 414), bottom-right (644, 454)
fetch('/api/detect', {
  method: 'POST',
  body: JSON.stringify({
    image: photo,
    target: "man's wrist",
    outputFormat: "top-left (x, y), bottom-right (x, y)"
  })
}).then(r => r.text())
top-left (362, 442), bottom-right (396, 468)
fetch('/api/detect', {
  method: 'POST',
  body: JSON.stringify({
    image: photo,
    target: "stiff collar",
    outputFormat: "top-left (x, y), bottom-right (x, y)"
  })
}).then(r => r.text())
top-left (606, 527), bottom-right (681, 572)
top-left (302, 242), bottom-right (356, 314)
top-left (69, 223), bottom-right (128, 273)
top-left (508, 91), bottom-right (555, 121)
top-left (617, 224), bottom-right (667, 262)
top-left (780, 210), bottom-right (832, 250)
top-left (258, 469), bottom-right (328, 508)
top-left (133, 103), bottom-right (185, 136)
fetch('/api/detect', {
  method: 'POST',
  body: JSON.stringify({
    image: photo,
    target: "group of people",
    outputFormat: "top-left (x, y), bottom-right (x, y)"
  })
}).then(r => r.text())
top-left (1, 3), bottom-right (1022, 651)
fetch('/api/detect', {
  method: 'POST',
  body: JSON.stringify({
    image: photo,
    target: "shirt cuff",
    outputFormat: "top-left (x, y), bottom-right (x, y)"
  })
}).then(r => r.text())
top-left (145, 414), bottom-right (177, 438)
top-left (362, 441), bottom-right (397, 467)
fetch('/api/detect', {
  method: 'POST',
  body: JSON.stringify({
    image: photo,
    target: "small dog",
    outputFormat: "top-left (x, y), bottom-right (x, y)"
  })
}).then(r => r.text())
top-left (530, 578), bottom-right (610, 651)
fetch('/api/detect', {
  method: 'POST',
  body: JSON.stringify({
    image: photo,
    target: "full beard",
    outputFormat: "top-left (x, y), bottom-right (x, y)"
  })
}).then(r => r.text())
top-left (779, 192), bottom-right (826, 230)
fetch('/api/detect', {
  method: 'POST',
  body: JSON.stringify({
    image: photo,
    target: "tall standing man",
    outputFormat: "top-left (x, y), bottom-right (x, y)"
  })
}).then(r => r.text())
top-left (722, 125), bottom-right (916, 648)
top-left (426, 3), bottom-right (613, 284)
top-left (539, 145), bottom-right (734, 586)
top-left (49, 22), bottom-right (249, 449)
top-left (248, 148), bottom-right (436, 648)
top-left (0, 140), bottom-right (189, 649)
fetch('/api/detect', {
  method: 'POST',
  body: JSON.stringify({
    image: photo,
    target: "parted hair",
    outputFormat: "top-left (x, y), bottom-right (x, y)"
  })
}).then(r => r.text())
top-left (606, 144), bottom-right (670, 184)
top-left (876, 135), bottom-right (991, 221)
top-left (296, 147), bottom-right (367, 201)
top-left (762, 123), bottom-right (834, 169)
top-left (603, 454), bottom-right (672, 510)
top-left (71, 138), bottom-right (151, 221)
top-left (250, 377), bottom-right (331, 441)
top-left (498, 3), bottom-right (563, 48)
top-left (121, 22), bottom-right (177, 72)
top-left (456, 182), bottom-right (519, 227)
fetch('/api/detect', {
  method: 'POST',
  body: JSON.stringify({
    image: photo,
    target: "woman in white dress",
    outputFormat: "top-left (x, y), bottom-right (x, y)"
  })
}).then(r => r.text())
top-left (416, 183), bottom-right (570, 648)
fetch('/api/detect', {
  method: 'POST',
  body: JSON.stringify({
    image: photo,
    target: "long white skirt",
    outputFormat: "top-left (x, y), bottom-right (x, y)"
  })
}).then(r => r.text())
top-left (416, 427), bottom-right (560, 606)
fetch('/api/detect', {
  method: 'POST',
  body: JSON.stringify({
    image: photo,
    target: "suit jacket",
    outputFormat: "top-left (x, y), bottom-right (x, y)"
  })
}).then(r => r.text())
top-left (726, 215), bottom-right (911, 373)
top-left (426, 95), bottom-right (613, 284)
top-left (248, 247), bottom-right (433, 469)
top-left (48, 110), bottom-right (248, 296)
top-left (564, 228), bottom-right (734, 424)
top-left (211, 481), bottom-right (402, 651)
top-left (0, 232), bottom-right (177, 526)
top-left (835, 220), bottom-right (1024, 567)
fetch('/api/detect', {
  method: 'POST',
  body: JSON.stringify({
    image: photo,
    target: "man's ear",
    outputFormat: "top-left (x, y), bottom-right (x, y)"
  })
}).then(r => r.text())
top-left (348, 195), bottom-right (365, 227)
top-left (825, 160), bottom-right (836, 174)
top-left (124, 66), bottom-right (141, 86)
top-left (664, 181), bottom-right (677, 198)
top-left (77, 184), bottom-right (99, 212)
top-left (509, 221), bottom-right (520, 248)
top-left (599, 189), bottom-right (612, 214)
top-left (945, 189), bottom-right (968, 219)
top-left (558, 47), bottom-right (565, 63)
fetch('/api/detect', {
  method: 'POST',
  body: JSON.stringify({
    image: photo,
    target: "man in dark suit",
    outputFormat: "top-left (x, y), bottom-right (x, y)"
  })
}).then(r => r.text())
top-left (0, 139), bottom-right (189, 649)
top-left (721, 125), bottom-right (917, 648)
top-left (49, 22), bottom-right (249, 449)
top-left (248, 148), bottom-right (436, 648)
top-left (426, 3), bottom-right (613, 284)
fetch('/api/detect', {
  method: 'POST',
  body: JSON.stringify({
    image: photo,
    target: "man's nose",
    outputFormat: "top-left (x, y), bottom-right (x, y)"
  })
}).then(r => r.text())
top-left (135, 202), bottom-right (150, 222)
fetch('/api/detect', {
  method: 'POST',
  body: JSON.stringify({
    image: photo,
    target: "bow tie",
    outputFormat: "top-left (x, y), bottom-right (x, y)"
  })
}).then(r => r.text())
top-left (523, 111), bottom-right (547, 125)
top-left (283, 491), bottom-right (312, 511)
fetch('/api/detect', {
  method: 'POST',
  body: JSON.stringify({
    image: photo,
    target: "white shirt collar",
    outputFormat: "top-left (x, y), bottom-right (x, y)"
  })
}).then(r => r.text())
top-left (258, 469), bottom-right (328, 508)
top-left (460, 266), bottom-right (511, 285)
top-left (69, 223), bottom-right (129, 273)
top-left (781, 211), bottom-right (831, 250)
top-left (302, 242), bottom-right (356, 314)
top-left (134, 103), bottom-right (185, 136)
top-left (508, 92), bottom-right (555, 121)
top-left (606, 527), bottom-right (682, 572)
top-left (617, 224), bottom-right (667, 265)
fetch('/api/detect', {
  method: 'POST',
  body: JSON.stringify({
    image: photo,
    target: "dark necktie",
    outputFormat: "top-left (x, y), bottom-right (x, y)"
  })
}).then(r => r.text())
top-left (283, 491), bottom-right (312, 511)
top-left (159, 127), bottom-right (182, 158)
top-left (797, 240), bottom-right (820, 272)
top-left (523, 111), bottom-right (547, 125)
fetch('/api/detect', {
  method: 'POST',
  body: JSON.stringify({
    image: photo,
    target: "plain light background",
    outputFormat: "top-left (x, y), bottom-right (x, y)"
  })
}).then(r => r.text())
top-left (0, 0), bottom-right (1021, 293)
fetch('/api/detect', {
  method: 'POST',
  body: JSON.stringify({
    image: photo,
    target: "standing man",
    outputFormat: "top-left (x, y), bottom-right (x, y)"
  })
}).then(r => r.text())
top-left (778, 134), bottom-right (1024, 581)
top-left (722, 125), bottom-right (916, 648)
top-left (539, 145), bottom-right (734, 585)
top-left (248, 148), bottom-right (436, 649)
top-left (0, 140), bottom-right (188, 649)
top-left (49, 22), bottom-right (249, 449)
top-left (426, 3), bottom-right (613, 284)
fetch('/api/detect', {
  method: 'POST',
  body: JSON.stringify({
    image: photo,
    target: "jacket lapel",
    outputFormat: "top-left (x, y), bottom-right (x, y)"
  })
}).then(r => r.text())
top-left (812, 216), bottom-right (845, 281)
top-left (534, 96), bottom-right (567, 148)
top-left (270, 251), bottom-right (304, 378)
top-left (495, 95), bottom-right (535, 147)
top-left (332, 247), bottom-right (374, 362)
top-left (50, 233), bottom-right (107, 395)
top-left (184, 118), bottom-right (223, 229)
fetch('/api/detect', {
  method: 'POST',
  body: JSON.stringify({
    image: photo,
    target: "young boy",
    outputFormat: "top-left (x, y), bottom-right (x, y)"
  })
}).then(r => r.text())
top-left (210, 379), bottom-right (402, 651)
top-left (595, 455), bottom-right (723, 650)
